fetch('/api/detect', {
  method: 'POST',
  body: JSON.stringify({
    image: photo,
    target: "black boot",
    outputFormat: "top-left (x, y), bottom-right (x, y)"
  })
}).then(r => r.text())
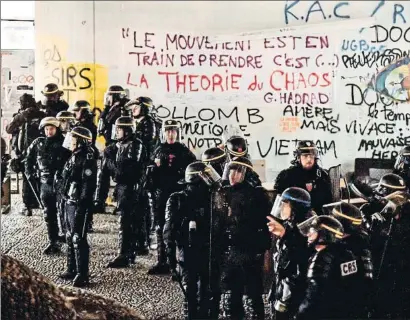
top-left (73, 241), bottom-right (90, 287)
top-left (106, 230), bottom-right (131, 268)
top-left (87, 211), bottom-right (94, 233)
top-left (43, 242), bottom-right (60, 255)
top-left (59, 241), bottom-right (76, 280)
top-left (45, 214), bottom-right (60, 254)
top-left (147, 230), bottom-right (170, 275)
top-left (20, 206), bottom-right (32, 217)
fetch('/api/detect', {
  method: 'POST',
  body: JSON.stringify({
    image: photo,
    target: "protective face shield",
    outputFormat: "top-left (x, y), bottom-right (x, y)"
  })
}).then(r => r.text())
top-left (42, 94), bottom-right (59, 106)
top-left (104, 90), bottom-right (127, 106)
top-left (222, 124), bottom-right (245, 144)
top-left (298, 215), bottom-right (344, 246)
top-left (59, 120), bottom-right (74, 133)
top-left (395, 152), bottom-right (410, 179)
top-left (270, 195), bottom-right (293, 221)
top-left (62, 132), bottom-right (78, 151)
top-left (378, 191), bottom-right (410, 218)
top-left (198, 164), bottom-right (222, 187)
top-left (222, 160), bottom-right (252, 185)
top-left (111, 124), bottom-right (135, 141)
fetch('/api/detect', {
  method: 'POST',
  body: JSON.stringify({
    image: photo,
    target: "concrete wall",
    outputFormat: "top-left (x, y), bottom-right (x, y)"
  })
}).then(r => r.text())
top-left (35, 1), bottom-right (410, 180)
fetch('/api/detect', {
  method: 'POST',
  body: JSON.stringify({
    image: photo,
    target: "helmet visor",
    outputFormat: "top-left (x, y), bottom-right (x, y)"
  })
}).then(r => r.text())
top-left (199, 164), bottom-right (222, 186)
top-left (62, 132), bottom-right (77, 151)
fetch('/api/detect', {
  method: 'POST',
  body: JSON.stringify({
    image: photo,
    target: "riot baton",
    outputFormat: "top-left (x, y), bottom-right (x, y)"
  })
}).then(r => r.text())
top-left (23, 172), bottom-right (44, 209)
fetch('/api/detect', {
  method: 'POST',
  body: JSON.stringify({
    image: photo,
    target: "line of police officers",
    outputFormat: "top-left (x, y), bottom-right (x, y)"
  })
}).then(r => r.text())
top-left (5, 83), bottom-right (410, 319)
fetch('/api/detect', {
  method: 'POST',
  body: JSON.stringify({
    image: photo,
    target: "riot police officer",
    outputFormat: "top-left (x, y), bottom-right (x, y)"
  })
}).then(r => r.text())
top-left (147, 119), bottom-right (196, 275)
top-left (164, 161), bottom-right (222, 319)
top-left (38, 83), bottom-right (69, 117)
top-left (329, 202), bottom-right (373, 317)
top-left (274, 140), bottom-right (332, 214)
top-left (56, 111), bottom-right (75, 136)
top-left (360, 173), bottom-right (408, 229)
top-left (71, 100), bottom-right (99, 231)
top-left (266, 187), bottom-right (312, 320)
top-left (6, 93), bottom-right (45, 216)
top-left (393, 145), bottom-right (410, 188)
top-left (94, 116), bottom-right (146, 268)
top-left (55, 110), bottom-right (76, 237)
top-left (25, 117), bottom-right (71, 254)
top-left (220, 157), bottom-right (271, 319)
top-left (201, 147), bottom-right (227, 176)
top-left (296, 215), bottom-right (363, 319)
top-left (1, 138), bottom-right (10, 199)
top-left (358, 173), bottom-right (410, 319)
top-left (98, 85), bottom-right (130, 146)
top-left (58, 126), bottom-right (97, 287)
top-left (125, 97), bottom-right (161, 253)
top-left (72, 100), bottom-right (97, 145)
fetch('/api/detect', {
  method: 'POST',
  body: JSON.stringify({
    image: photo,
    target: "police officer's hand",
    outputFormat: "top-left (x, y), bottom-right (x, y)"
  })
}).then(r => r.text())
top-left (267, 216), bottom-right (286, 238)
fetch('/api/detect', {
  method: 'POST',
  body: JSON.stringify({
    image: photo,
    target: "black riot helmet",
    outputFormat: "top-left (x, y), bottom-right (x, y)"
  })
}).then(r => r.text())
top-left (124, 97), bottom-right (151, 119)
top-left (292, 140), bottom-right (319, 166)
top-left (41, 83), bottom-right (63, 103)
top-left (63, 126), bottom-right (92, 151)
top-left (161, 119), bottom-right (181, 144)
top-left (104, 85), bottom-right (127, 106)
top-left (271, 187), bottom-right (312, 224)
top-left (72, 100), bottom-right (92, 120)
top-left (375, 173), bottom-right (407, 197)
top-left (222, 156), bottom-right (254, 185)
top-left (183, 161), bottom-right (208, 185)
top-left (201, 147), bottom-right (227, 176)
top-left (394, 146), bottom-right (410, 182)
top-left (56, 111), bottom-right (75, 134)
top-left (330, 202), bottom-right (363, 234)
top-left (113, 116), bottom-right (135, 141)
top-left (19, 93), bottom-right (36, 110)
top-left (181, 161), bottom-right (222, 189)
top-left (225, 136), bottom-right (248, 160)
top-left (299, 215), bottom-right (344, 246)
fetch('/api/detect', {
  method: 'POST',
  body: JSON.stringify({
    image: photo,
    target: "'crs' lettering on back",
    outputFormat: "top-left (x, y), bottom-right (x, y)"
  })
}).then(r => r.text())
top-left (340, 260), bottom-right (358, 276)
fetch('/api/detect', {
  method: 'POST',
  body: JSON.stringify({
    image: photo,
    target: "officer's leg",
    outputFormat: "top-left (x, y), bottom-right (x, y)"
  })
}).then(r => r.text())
top-left (244, 256), bottom-right (265, 320)
top-left (72, 231), bottom-right (90, 287)
top-left (21, 179), bottom-right (34, 216)
top-left (148, 191), bottom-right (170, 274)
top-left (147, 190), bottom-right (157, 249)
top-left (134, 194), bottom-right (148, 256)
top-left (197, 254), bottom-right (210, 319)
top-left (40, 183), bottom-right (60, 254)
top-left (87, 208), bottom-right (94, 233)
top-left (56, 194), bottom-right (66, 242)
top-left (59, 203), bottom-right (76, 280)
top-left (107, 186), bottom-right (133, 268)
top-left (209, 261), bottom-right (221, 320)
top-left (221, 255), bottom-right (245, 319)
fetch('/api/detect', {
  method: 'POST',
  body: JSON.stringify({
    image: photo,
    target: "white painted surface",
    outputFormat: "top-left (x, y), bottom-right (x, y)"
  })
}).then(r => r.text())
top-left (34, 1), bottom-right (410, 181)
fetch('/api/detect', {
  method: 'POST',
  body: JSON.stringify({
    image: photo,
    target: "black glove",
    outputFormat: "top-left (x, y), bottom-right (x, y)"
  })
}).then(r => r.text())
top-left (10, 157), bottom-right (23, 173)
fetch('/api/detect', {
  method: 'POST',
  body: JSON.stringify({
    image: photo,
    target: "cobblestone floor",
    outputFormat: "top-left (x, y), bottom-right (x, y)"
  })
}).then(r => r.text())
top-left (1, 184), bottom-right (272, 319)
